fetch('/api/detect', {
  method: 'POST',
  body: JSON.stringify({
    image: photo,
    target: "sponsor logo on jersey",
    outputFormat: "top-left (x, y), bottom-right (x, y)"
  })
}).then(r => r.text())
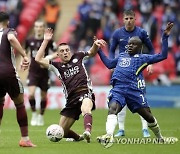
top-left (67, 64), bottom-right (72, 68)
top-left (119, 58), bottom-right (131, 67)
top-left (64, 66), bottom-right (79, 79)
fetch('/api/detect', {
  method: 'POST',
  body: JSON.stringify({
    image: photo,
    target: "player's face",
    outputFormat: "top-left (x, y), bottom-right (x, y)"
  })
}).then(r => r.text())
top-left (127, 38), bottom-right (140, 55)
top-left (58, 45), bottom-right (72, 63)
top-left (34, 21), bottom-right (45, 37)
top-left (123, 14), bottom-right (135, 31)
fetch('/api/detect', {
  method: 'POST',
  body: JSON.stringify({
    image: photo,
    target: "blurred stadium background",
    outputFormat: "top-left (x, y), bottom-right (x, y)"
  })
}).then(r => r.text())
top-left (1, 0), bottom-right (180, 108)
top-left (1, 1), bottom-right (180, 153)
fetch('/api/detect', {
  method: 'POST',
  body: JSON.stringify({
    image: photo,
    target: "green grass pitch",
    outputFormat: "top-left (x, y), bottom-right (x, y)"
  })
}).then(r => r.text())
top-left (0, 108), bottom-right (180, 154)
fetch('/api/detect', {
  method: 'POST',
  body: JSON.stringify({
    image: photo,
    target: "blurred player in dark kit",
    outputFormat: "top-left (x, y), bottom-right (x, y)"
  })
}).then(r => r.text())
top-left (25, 20), bottom-right (57, 126)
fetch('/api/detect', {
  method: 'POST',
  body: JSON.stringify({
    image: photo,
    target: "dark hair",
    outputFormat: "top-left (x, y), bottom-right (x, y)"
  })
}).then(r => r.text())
top-left (58, 42), bottom-right (68, 47)
top-left (123, 10), bottom-right (135, 17)
top-left (0, 12), bottom-right (9, 22)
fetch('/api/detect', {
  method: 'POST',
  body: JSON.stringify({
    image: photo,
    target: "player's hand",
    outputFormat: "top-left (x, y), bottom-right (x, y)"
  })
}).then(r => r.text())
top-left (147, 64), bottom-right (153, 74)
top-left (93, 36), bottom-right (97, 42)
top-left (94, 36), bottom-right (107, 48)
top-left (164, 22), bottom-right (173, 35)
top-left (94, 39), bottom-right (106, 48)
top-left (20, 56), bottom-right (29, 71)
top-left (44, 28), bottom-right (53, 41)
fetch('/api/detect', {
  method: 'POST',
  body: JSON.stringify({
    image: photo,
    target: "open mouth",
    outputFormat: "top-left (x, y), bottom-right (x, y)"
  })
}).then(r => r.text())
top-left (128, 48), bottom-right (133, 54)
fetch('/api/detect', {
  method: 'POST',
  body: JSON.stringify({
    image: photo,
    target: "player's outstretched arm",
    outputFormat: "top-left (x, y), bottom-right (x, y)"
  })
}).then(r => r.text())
top-left (160, 22), bottom-right (173, 60)
top-left (35, 28), bottom-right (53, 68)
top-left (45, 52), bottom-right (58, 61)
top-left (87, 38), bottom-right (106, 57)
top-left (147, 22), bottom-right (173, 64)
top-left (98, 49), bottom-right (118, 69)
top-left (159, 22), bottom-right (173, 59)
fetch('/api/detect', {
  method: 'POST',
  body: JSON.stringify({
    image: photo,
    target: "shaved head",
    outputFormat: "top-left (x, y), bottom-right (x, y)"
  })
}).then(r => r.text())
top-left (129, 36), bottom-right (142, 46)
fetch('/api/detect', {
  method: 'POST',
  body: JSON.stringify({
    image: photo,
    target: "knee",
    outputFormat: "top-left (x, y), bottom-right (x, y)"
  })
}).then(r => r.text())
top-left (12, 94), bottom-right (24, 105)
top-left (145, 114), bottom-right (155, 123)
top-left (108, 102), bottom-right (121, 115)
top-left (81, 107), bottom-right (91, 116)
top-left (41, 92), bottom-right (47, 101)
top-left (28, 91), bottom-right (36, 100)
top-left (29, 94), bottom-right (35, 100)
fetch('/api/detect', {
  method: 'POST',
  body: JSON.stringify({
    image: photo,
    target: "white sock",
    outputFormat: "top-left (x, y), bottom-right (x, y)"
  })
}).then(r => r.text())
top-left (21, 136), bottom-right (30, 141)
top-left (106, 114), bottom-right (117, 135)
top-left (117, 106), bottom-right (126, 130)
top-left (148, 117), bottom-right (163, 139)
top-left (32, 112), bottom-right (37, 116)
top-left (140, 116), bottom-right (148, 130)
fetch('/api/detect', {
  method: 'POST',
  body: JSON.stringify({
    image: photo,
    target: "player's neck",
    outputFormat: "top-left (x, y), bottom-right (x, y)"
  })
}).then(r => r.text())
top-left (35, 34), bottom-right (43, 40)
top-left (125, 25), bottom-right (135, 32)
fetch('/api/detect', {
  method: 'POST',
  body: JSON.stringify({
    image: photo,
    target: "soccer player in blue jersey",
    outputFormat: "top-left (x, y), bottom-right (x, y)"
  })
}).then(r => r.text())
top-left (97, 22), bottom-right (174, 148)
top-left (109, 10), bottom-right (154, 138)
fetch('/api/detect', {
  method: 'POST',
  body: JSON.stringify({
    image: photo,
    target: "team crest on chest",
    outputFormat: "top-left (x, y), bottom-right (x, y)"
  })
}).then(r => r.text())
top-left (72, 58), bottom-right (78, 63)
top-left (30, 42), bottom-right (34, 46)
top-left (119, 58), bottom-right (131, 67)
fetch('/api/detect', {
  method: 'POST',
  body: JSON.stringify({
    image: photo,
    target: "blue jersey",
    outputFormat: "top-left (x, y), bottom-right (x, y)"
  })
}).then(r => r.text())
top-left (99, 34), bottom-right (169, 92)
top-left (109, 26), bottom-right (154, 59)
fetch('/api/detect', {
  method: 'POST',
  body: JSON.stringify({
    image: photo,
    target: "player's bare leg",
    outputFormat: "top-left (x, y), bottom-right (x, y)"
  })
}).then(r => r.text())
top-left (59, 116), bottom-right (84, 141)
top-left (28, 86), bottom-right (37, 126)
top-left (37, 90), bottom-right (47, 126)
top-left (81, 98), bottom-right (93, 143)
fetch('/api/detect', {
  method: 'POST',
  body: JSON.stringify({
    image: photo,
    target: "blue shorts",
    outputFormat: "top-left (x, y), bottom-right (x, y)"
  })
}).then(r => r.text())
top-left (107, 87), bottom-right (149, 113)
